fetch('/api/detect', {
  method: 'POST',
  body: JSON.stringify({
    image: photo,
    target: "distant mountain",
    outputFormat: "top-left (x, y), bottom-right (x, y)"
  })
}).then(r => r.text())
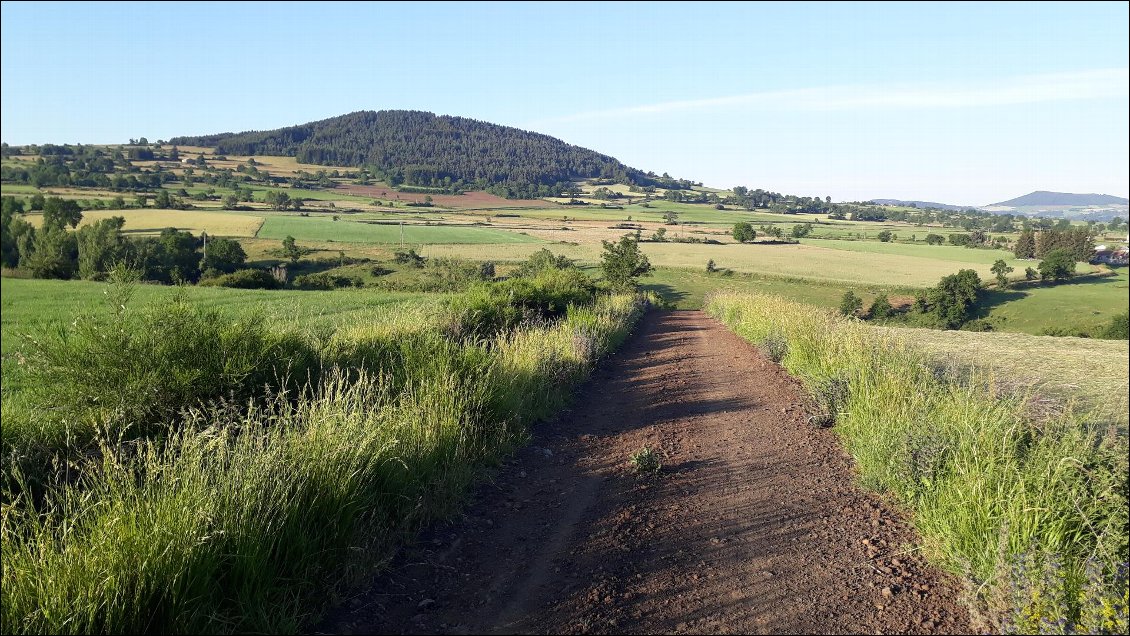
top-left (869, 199), bottom-right (970, 212)
top-left (170, 110), bottom-right (670, 198)
top-left (990, 191), bottom-right (1129, 208)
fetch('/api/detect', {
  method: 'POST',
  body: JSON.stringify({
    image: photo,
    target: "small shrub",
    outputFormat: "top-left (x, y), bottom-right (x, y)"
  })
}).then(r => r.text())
top-left (961, 319), bottom-right (993, 332)
top-left (1098, 311), bottom-right (1128, 340)
top-left (293, 272), bottom-right (360, 290)
top-left (630, 446), bottom-right (662, 474)
top-left (868, 294), bottom-right (893, 319)
top-left (393, 248), bottom-right (425, 268)
top-left (198, 268), bottom-right (281, 289)
top-left (839, 290), bottom-right (863, 317)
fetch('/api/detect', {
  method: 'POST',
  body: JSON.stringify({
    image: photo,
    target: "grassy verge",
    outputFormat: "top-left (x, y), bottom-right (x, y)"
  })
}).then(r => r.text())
top-left (706, 292), bottom-right (1128, 633)
top-left (1, 286), bottom-right (650, 633)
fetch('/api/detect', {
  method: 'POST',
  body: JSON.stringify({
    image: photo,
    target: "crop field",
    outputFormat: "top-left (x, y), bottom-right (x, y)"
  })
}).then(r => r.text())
top-left (256, 215), bottom-right (545, 244)
top-left (139, 146), bottom-right (358, 177)
top-left (642, 267), bottom-right (866, 310)
top-left (798, 237), bottom-right (1037, 266)
top-left (423, 240), bottom-right (1025, 287)
top-left (72, 209), bottom-right (265, 236)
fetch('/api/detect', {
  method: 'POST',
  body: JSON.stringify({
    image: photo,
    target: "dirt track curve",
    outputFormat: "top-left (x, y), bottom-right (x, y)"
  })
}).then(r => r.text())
top-left (320, 310), bottom-right (974, 635)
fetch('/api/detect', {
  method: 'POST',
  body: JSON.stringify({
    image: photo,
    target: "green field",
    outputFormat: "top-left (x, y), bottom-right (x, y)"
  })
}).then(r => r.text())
top-left (256, 215), bottom-right (545, 244)
top-left (0, 278), bottom-right (430, 393)
top-left (517, 201), bottom-right (826, 225)
top-left (978, 267), bottom-right (1129, 335)
top-left (641, 266), bottom-right (881, 310)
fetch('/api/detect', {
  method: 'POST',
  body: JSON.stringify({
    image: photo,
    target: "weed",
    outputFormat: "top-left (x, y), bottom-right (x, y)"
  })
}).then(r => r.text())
top-left (630, 446), bottom-right (662, 474)
top-left (759, 332), bottom-right (788, 363)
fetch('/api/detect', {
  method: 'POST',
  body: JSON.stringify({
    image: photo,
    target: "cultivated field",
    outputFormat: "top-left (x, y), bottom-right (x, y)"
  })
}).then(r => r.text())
top-left (424, 240), bottom-right (1032, 287)
top-left (76, 209), bottom-right (265, 236)
top-left (256, 215), bottom-right (545, 244)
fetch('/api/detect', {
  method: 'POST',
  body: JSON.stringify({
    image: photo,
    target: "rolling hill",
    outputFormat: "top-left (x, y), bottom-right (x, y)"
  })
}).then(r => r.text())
top-left (170, 110), bottom-right (679, 198)
top-left (990, 191), bottom-right (1129, 207)
top-left (869, 199), bottom-right (971, 211)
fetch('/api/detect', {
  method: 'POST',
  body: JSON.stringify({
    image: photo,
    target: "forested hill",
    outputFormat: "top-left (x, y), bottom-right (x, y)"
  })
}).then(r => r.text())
top-left (171, 110), bottom-right (680, 198)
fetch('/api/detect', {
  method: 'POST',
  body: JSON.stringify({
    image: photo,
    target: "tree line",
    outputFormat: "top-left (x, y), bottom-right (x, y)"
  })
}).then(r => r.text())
top-left (1, 196), bottom-right (245, 283)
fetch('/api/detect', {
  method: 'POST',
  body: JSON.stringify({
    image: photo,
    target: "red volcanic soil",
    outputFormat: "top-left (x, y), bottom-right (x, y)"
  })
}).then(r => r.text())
top-left (318, 311), bottom-right (974, 635)
top-left (336, 184), bottom-right (548, 209)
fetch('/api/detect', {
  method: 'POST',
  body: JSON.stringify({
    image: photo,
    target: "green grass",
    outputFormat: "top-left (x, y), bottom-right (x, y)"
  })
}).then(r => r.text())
top-left (0, 184), bottom-right (40, 195)
top-left (708, 293), bottom-right (1128, 633)
top-left (978, 268), bottom-right (1129, 336)
top-left (0, 277), bottom-right (429, 396)
top-left (256, 215), bottom-right (545, 244)
top-left (641, 266), bottom-right (895, 310)
top-left (0, 279), bottom-right (650, 634)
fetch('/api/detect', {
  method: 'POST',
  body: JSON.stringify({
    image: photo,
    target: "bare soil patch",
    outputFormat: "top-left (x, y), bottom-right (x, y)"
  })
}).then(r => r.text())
top-left (319, 311), bottom-right (974, 635)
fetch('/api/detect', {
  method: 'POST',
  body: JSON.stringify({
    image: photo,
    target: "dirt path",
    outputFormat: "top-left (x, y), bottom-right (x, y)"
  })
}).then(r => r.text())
top-left (320, 310), bottom-right (974, 635)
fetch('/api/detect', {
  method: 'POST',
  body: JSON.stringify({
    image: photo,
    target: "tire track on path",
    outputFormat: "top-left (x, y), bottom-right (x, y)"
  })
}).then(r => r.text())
top-left (319, 310), bottom-right (974, 635)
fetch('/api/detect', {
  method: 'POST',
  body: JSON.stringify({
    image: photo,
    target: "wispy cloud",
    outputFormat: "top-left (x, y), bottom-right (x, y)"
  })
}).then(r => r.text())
top-left (533, 68), bottom-right (1129, 125)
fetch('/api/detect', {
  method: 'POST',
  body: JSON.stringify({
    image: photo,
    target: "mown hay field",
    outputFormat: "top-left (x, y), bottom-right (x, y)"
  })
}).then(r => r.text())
top-left (877, 324), bottom-right (1129, 425)
top-left (425, 241), bottom-right (1035, 287)
top-left (24, 209), bottom-right (265, 237)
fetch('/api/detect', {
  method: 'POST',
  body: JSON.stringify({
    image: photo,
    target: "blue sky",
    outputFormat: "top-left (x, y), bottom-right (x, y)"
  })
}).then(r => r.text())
top-left (1, 1), bottom-right (1126, 205)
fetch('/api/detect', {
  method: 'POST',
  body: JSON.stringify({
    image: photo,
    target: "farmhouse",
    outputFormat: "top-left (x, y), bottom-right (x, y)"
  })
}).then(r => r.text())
top-left (1091, 244), bottom-right (1130, 265)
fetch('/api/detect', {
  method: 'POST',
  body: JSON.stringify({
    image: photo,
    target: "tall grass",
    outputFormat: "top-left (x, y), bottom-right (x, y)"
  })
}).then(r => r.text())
top-left (3, 292), bottom-right (320, 459)
top-left (706, 292), bottom-right (1128, 634)
top-left (1, 292), bottom-right (649, 634)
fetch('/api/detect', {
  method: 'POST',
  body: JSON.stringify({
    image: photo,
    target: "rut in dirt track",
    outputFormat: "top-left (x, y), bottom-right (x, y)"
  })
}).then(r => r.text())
top-left (321, 310), bottom-right (974, 635)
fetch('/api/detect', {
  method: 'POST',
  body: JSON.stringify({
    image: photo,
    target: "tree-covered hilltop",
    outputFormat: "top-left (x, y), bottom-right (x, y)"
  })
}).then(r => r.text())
top-left (170, 110), bottom-right (690, 198)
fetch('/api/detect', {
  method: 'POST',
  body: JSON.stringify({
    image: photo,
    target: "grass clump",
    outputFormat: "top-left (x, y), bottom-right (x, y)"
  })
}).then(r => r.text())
top-left (706, 292), bottom-right (1129, 632)
top-left (630, 446), bottom-right (662, 474)
top-left (0, 287), bottom-right (651, 634)
top-left (4, 291), bottom-right (319, 464)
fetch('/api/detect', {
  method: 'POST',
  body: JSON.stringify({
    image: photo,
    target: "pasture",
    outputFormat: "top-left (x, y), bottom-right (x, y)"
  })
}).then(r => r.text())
top-left (0, 277), bottom-right (430, 394)
top-left (978, 266), bottom-right (1129, 335)
top-left (256, 215), bottom-right (545, 244)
